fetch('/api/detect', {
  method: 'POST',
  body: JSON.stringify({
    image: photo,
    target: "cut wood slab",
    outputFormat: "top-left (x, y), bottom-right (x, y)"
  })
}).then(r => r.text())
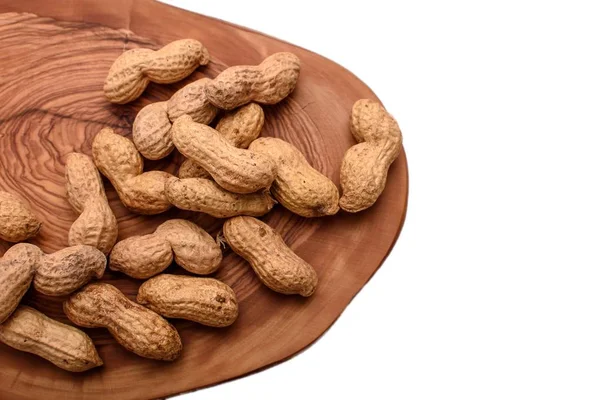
top-left (0, 1), bottom-right (408, 399)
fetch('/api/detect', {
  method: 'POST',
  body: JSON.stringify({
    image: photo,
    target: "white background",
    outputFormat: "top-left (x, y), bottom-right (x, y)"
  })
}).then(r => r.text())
top-left (162, 1), bottom-right (600, 399)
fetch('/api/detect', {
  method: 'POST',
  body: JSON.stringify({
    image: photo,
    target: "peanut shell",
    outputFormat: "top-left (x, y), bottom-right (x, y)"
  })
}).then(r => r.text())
top-left (223, 216), bottom-right (317, 297)
top-left (0, 306), bottom-right (103, 372)
top-left (137, 274), bottom-right (238, 327)
top-left (249, 137), bottom-right (339, 217)
top-left (33, 245), bottom-right (106, 296)
top-left (171, 115), bottom-right (276, 193)
top-left (64, 283), bottom-right (182, 361)
top-left (204, 52), bottom-right (300, 110)
top-left (166, 177), bottom-right (276, 218)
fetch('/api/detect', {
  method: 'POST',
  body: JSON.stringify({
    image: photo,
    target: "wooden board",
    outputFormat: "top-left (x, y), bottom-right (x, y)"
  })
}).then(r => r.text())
top-left (0, 1), bottom-right (408, 399)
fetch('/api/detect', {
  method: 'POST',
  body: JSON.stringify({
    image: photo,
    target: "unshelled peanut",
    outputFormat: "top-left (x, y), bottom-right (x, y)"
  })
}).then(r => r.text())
top-left (0, 306), bottom-right (103, 372)
top-left (64, 283), bottom-right (182, 361)
top-left (249, 137), bottom-right (339, 217)
top-left (204, 52), bottom-right (300, 110)
top-left (92, 128), bottom-right (172, 214)
top-left (104, 39), bottom-right (210, 104)
top-left (223, 216), bottom-right (317, 297)
top-left (137, 274), bottom-right (238, 327)
top-left (339, 99), bottom-right (403, 212)
top-left (172, 115), bottom-right (276, 193)
top-left (0, 243), bottom-right (43, 323)
top-left (109, 219), bottom-right (221, 279)
top-left (33, 245), bottom-right (106, 296)
top-left (166, 177), bottom-right (276, 218)
top-left (0, 191), bottom-right (41, 242)
top-left (167, 77), bottom-right (218, 123)
top-left (179, 102), bottom-right (264, 178)
top-left (133, 79), bottom-right (219, 160)
top-left (65, 153), bottom-right (118, 254)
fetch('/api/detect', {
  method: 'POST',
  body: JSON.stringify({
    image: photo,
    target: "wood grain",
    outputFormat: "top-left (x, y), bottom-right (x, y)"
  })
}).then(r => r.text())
top-left (0, 1), bottom-right (409, 399)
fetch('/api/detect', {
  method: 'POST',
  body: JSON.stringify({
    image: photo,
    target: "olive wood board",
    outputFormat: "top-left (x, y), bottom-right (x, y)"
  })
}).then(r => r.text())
top-left (0, 0), bottom-right (409, 399)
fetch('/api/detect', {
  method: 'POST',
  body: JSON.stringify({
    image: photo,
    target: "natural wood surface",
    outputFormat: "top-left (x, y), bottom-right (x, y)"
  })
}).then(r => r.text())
top-left (0, 1), bottom-right (408, 399)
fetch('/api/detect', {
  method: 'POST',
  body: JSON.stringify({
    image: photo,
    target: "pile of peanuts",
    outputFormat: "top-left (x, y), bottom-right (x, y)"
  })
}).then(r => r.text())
top-left (0, 39), bottom-right (403, 371)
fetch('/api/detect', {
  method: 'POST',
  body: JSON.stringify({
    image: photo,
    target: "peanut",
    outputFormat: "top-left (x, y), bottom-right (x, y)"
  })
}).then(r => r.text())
top-left (109, 219), bottom-right (221, 279)
top-left (166, 177), bottom-right (276, 218)
top-left (104, 39), bottom-right (210, 104)
top-left (65, 153), bottom-right (118, 254)
top-left (0, 243), bottom-right (43, 323)
top-left (137, 274), bottom-right (238, 327)
top-left (167, 77), bottom-right (218, 123)
top-left (33, 245), bottom-right (106, 296)
top-left (223, 216), bottom-right (317, 297)
top-left (64, 283), bottom-right (182, 361)
top-left (133, 79), bottom-right (219, 160)
top-left (339, 99), bottom-right (403, 212)
top-left (171, 115), bottom-right (276, 193)
top-left (204, 52), bottom-right (300, 110)
top-left (0, 191), bottom-right (41, 242)
top-left (178, 159), bottom-right (212, 179)
top-left (179, 102), bottom-right (264, 178)
top-left (0, 306), bottom-right (103, 372)
top-left (92, 127), bottom-right (172, 214)
top-left (132, 101), bottom-right (173, 160)
top-left (249, 137), bottom-right (339, 217)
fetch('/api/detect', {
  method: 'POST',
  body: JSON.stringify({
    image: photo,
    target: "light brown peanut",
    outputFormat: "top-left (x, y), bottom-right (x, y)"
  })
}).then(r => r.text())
top-left (0, 191), bottom-right (41, 242)
top-left (172, 115), bottom-right (276, 193)
top-left (249, 137), bottom-right (339, 217)
top-left (204, 52), bottom-right (300, 110)
top-left (166, 177), bottom-right (276, 218)
top-left (33, 245), bottom-right (106, 296)
top-left (65, 153), bottom-right (118, 254)
top-left (109, 219), bottom-right (221, 279)
top-left (64, 283), bottom-right (182, 361)
top-left (137, 274), bottom-right (238, 327)
top-left (339, 99), bottom-right (403, 212)
top-left (0, 243), bottom-right (43, 323)
top-left (133, 79), bottom-right (219, 160)
top-left (179, 102), bottom-right (264, 178)
top-left (223, 216), bottom-right (317, 297)
top-left (92, 128), bottom-right (172, 214)
top-left (167, 77), bottom-right (218, 123)
top-left (104, 39), bottom-right (210, 104)
top-left (0, 306), bottom-right (103, 372)
top-left (132, 101), bottom-right (173, 160)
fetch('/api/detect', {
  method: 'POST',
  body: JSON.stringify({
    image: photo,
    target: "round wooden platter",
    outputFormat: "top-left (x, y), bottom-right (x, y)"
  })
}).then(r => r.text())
top-left (0, 1), bottom-right (408, 399)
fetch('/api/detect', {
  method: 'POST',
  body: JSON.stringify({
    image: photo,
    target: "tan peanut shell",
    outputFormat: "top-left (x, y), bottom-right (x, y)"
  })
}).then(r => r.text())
top-left (0, 191), bottom-right (41, 242)
top-left (104, 39), bottom-right (210, 104)
top-left (133, 79), bottom-right (219, 160)
top-left (204, 52), bottom-right (300, 110)
top-left (180, 102), bottom-right (265, 178)
top-left (339, 99), bottom-right (403, 212)
top-left (34, 245), bottom-right (106, 296)
top-left (92, 128), bottom-right (172, 214)
top-left (109, 219), bottom-right (221, 279)
top-left (137, 274), bottom-right (238, 327)
top-left (167, 77), bottom-right (218, 123)
top-left (132, 101), bottom-right (173, 160)
top-left (0, 244), bottom-right (43, 323)
top-left (154, 219), bottom-right (222, 274)
top-left (65, 153), bottom-right (118, 254)
top-left (172, 115), bottom-right (276, 193)
top-left (0, 306), bottom-right (103, 372)
top-left (109, 234), bottom-right (173, 279)
top-left (166, 177), bottom-right (276, 218)
top-left (223, 216), bottom-right (317, 297)
top-left (178, 158), bottom-right (212, 179)
top-left (64, 283), bottom-right (182, 361)
top-left (249, 137), bottom-right (339, 217)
